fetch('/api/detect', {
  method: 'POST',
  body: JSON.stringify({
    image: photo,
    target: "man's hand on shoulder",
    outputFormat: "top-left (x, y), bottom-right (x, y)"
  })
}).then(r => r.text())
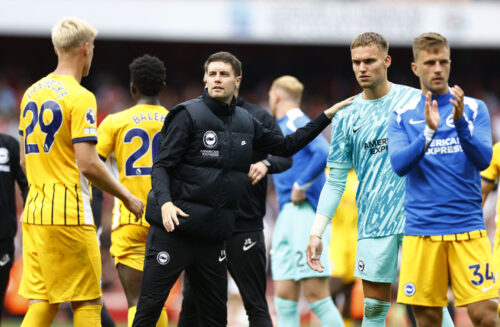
top-left (161, 201), bottom-right (189, 232)
top-left (323, 96), bottom-right (355, 119)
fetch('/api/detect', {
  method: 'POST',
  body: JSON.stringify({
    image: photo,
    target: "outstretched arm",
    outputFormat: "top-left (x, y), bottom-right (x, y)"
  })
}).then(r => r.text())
top-left (262, 111), bottom-right (293, 173)
top-left (253, 97), bottom-right (354, 156)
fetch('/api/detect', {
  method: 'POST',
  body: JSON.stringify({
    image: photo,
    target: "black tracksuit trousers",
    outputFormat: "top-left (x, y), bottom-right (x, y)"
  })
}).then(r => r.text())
top-left (179, 231), bottom-right (272, 327)
top-left (132, 225), bottom-right (228, 327)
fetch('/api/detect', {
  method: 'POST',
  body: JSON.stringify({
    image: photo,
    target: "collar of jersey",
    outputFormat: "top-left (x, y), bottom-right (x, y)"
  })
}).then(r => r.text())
top-left (236, 96), bottom-right (246, 108)
top-left (356, 82), bottom-right (395, 104)
top-left (420, 90), bottom-right (452, 107)
top-left (48, 73), bottom-right (77, 84)
top-left (203, 88), bottom-right (236, 116)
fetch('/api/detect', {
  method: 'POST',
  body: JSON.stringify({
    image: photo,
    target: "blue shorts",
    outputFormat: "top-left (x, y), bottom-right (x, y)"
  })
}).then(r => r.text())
top-left (271, 202), bottom-right (331, 281)
top-left (355, 234), bottom-right (403, 283)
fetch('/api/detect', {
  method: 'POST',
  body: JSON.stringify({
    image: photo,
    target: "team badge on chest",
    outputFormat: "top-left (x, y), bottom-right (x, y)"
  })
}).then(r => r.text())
top-left (203, 130), bottom-right (218, 148)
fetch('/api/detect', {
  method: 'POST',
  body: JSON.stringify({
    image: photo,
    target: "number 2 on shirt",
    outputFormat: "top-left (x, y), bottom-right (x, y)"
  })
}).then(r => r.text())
top-left (124, 128), bottom-right (160, 176)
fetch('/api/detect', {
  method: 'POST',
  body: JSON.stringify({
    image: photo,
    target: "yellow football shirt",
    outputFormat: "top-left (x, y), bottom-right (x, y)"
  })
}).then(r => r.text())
top-left (482, 143), bottom-right (500, 186)
top-left (482, 143), bottom-right (500, 218)
top-left (97, 104), bottom-right (168, 228)
top-left (19, 74), bottom-right (98, 225)
top-left (481, 142), bottom-right (500, 246)
top-left (332, 169), bottom-right (358, 229)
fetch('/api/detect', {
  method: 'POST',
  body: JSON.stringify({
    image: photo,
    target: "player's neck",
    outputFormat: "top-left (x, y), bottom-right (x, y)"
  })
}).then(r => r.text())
top-left (421, 86), bottom-right (449, 97)
top-left (53, 59), bottom-right (83, 84)
top-left (136, 97), bottom-right (161, 106)
top-left (362, 80), bottom-right (392, 100)
top-left (276, 101), bottom-right (299, 120)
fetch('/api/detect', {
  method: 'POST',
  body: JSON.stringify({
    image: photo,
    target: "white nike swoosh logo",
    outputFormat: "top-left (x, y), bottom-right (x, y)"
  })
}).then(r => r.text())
top-left (482, 284), bottom-right (496, 292)
top-left (0, 254), bottom-right (9, 266)
top-left (218, 255), bottom-right (226, 262)
top-left (243, 242), bottom-right (257, 251)
top-left (409, 119), bottom-right (426, 125)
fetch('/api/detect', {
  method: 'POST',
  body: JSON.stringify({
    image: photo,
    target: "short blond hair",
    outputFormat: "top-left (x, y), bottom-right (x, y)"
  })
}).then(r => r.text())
top-left (271, 75), bottom-right (304, 103)
top-left (351, 32), bottom-right (389, 54)
top-left (412, 32), bottom-right (449, 61)
top-left (52, 17), bottom-right (98, 53)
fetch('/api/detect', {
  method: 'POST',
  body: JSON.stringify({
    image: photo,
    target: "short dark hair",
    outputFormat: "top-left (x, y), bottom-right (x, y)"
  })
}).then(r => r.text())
top-left (204, 51), bottom-right (242, 77)
top-left (413, 32), bottom-right (449, 61)
top-left (351, 32), bottom-right (389, 54)
top-left (129, 54), bottom-right (166, 96)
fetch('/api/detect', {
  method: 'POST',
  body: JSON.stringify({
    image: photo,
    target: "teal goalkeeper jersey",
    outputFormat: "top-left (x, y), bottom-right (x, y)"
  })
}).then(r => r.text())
top-left (327, 83), bottom-right (421, 239)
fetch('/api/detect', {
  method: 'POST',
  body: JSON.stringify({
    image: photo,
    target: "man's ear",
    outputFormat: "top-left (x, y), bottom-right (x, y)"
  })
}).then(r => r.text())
top-left (235, 75), bottom-right (242, 90)
top-left (129, 83), bottom-right (136, 96)
top-left (384, 55), bottom-right (392, 69)
top-left (411, 62), bottom-right (419, 77)
top-left (82, 42), bottom-right (90, 56)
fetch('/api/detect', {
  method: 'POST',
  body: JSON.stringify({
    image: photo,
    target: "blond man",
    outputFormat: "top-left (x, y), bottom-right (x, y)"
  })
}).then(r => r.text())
top-left (389, 32), bottom-right (498, 326)
top-left (269, 75), bottom-right (344, 326)
top-left (18, 16), bottom-right (143, 327)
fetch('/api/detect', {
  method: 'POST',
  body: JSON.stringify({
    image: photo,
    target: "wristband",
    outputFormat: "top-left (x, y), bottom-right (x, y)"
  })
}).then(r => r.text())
top-left (294, 181), bottom-right (313, 192)
top-left (310, 213), bottom-right (330, 237)
top-left (424, 125), bottom-right (436, 149)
